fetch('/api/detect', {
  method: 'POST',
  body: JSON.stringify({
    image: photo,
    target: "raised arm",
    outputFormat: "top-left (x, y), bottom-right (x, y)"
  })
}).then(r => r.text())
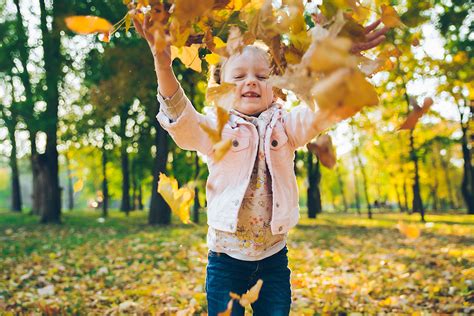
top-left (133, 16), bottom-right (213, 155)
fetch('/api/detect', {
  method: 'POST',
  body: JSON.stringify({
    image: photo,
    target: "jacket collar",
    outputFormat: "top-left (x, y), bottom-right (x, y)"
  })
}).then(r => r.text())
top-left (228, 103), bottom-right (282, 128)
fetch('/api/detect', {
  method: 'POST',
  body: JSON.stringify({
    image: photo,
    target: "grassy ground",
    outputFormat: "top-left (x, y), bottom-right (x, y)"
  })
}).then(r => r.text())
top-left (0, 210), bottom-right (473, 315)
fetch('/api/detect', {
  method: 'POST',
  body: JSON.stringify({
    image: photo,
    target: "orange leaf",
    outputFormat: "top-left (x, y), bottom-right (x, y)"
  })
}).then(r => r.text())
top-left (157, 174), bottom-right (194, 224)
top-left (399, 97), bottom-right (433, 130)
top-left (239, 279), bottom-right (263, 306)
top-left (307, 134), bottom-right (336, 169)
top-left (380, 5), bottom-right (404, 28)
top-left (64, 16), bottom-right (113, 35)
top-left (397, 221), bottom-right (421, 239)
top-left (218, 299), bottom-right (233, 316)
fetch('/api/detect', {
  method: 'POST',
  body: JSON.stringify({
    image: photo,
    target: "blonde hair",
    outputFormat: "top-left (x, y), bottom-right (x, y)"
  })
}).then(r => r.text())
top-left (210, 44), bottom-right (272, 85)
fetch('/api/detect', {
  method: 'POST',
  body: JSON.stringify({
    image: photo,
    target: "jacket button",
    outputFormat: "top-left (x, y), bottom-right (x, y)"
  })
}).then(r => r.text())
top-left (276, 203), bottom-right (280, 208)
top-left (271, 140), bottom-right (278, 147)
top-left (279, 226), bottom-right (283, 232)
top-left (230, 224), bottom-right (234, 230)
top-left (232, 140), bottom-right (239, 147)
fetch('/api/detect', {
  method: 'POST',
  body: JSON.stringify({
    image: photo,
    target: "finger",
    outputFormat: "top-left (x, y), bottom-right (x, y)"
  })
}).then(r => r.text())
top-left (366, 26), bottom-right (389, 41)
top-left (132, 18), bottom-right (145, 37)
top-left (353, 35), bottom-right (386, 53)
top-left (364, 19), bottom-right (381, 34)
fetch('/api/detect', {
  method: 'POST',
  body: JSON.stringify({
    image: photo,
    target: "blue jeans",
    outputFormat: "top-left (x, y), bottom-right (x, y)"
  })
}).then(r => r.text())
top-left (205, 246), bottom-right (292, 316)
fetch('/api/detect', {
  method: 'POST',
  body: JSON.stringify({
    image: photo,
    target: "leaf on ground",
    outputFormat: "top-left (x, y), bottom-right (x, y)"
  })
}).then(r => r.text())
top-left (396, 221), bottom-right (421, 239)
top-left (399, 97), bottom-right (433, 130)
top-left (157, 173), bottom-right (194, 224)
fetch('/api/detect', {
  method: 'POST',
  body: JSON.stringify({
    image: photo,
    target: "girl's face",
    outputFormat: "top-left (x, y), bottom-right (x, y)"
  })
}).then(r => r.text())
top-left (222, 48), bottom-right (275, 116)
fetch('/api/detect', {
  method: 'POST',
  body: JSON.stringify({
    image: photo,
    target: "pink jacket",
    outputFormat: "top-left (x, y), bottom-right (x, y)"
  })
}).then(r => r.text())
top-left (156, 91), bottom-right (324, 235)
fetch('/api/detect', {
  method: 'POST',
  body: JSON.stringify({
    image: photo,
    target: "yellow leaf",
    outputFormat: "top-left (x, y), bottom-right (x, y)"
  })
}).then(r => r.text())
top-left (174, 0), bottom-right (214, 25)
top-left (205, 53), bottom-right (221, 65)
top-left (157, 174), bottom-right (194, 224)
top-left (239, 279), bottom-right (263, 306)
top-left (64, 16), bottom-right (113, 35)
top-left (213, 139), bottom-right (232, 162)
top-left (125, 13), bottom-right (131, 33)
top-left (312, 68), bottom-right (379, 118)
top-left (380, 4), bottom-right (404, 28)
top-left (396, 221), bottom-right (421, 239)
top-left (304, 37), bottom-right (358, 74)
top-left (73, 179), bottom-right (84, 193)
top-left (171, 44), bottom-right (202, 72)
top-left (205, 82), bottom-right (237, 110)
top-left (199, 106), bottom-right (230, 143)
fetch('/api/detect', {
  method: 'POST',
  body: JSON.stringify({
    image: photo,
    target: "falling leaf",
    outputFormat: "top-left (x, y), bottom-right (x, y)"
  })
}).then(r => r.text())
top-left (171, 44), bottom-right (202, 72)
top-left (307, 134), bottom-right (337, 169)
top-left (380, 5), bottom-right (404, 28)
top-left (157, 173), bottom-right (194, 224)
top-left (64, 16), bottom-right (113, 35)
top-left (205, 82), bottom-right (237, 110)
top-left (73, 179), bottom-right (84, 193)
top-left (397, 221), bottom-right (421, 239)
top-left (212, 139), bottom-right (233, 162)
top-left (239, 279), bottom-right (263, 306)
top-left (399, 97), bottom-right (433, 130)
top-left (173, 0), bottom-right (214, 25)
top-left (218, 299), bottom-right (233, 316)
top-left (312, 68), bottom-right (379, 118)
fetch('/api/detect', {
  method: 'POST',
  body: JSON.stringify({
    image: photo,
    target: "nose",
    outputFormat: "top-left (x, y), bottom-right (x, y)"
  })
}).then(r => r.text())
top-left (245, 75), bottom-right (257, 87)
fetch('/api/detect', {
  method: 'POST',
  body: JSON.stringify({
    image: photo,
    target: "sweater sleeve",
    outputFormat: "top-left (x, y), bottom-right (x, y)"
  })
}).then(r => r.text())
top-left (156, 85), bottom-right (187, 121)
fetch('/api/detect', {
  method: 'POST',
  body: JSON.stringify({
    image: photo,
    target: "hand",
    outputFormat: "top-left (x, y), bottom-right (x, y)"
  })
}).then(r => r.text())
top-left (350, 19), bottom-right (388, 54)
top-left (133, 15), bottom-right (172, 69)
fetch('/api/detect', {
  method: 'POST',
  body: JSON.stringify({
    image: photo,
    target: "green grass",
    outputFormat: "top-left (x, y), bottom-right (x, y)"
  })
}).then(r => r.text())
top-left (0, 210), bottom-right (473, 314)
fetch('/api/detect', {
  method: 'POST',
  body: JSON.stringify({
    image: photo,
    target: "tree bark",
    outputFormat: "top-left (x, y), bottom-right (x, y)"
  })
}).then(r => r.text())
top-left (351, 154), bottom-right (361, 215)
top-left (119, 106), bottom-right (131, 214)
top-left (307, 152), bottom-right (322, 218)
top-left (460, 117), bottom-right (474, 214)
top-left (39, 0), bottom-right (63, 224)
top-left (409, 130), bottom-right (425, 221)
top-left (149, 116), bottom-right (171, 225)
top-left (65, 153), bottom-right (74, 210)
top-left (101, 144), bottom-right (108, 218)
top-left (4, 111), bottom-right (22, 212)
top-left (335, 164), bottom-right (348, 213)
top-left (193, 152), bottom-right (200, 223)
top-left (354, 142), bottom-right (372, 219)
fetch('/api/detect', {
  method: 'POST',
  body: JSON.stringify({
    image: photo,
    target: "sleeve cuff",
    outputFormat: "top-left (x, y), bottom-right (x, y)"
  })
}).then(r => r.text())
top-left (157, 86), bottom-right (187, 121)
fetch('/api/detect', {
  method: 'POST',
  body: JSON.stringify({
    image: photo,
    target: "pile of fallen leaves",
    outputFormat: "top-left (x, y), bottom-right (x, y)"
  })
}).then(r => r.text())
top-left (0, 211), bottom-right (472, 314)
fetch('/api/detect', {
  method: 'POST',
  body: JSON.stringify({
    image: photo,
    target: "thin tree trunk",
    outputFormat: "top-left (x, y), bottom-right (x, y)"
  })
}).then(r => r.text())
top-left (460, 113), bottom-right (474, 214)
top-left (6, 114), bottom-right (22, 212)
top-left (335, 164), bottom-right (348, 213)
top-left (39, 0), bottom-right (62, 223)
top-left (409, 130), bottom-right (425, 221)
top-left (439, 148), bottom-right (457, 209)
top-left (354, 142), bottom-right (372, 219)
top-left (101, 142), bottom-right (108, 218)
top-left (149, 118), bottom-right (171, 225)
top-left (119, 106), bottom-right (131, 215)
top-left (131, 159), bottom-right (137, 211)
top-left (65, 153), bottom-right (74, 210)
top-left (193, 152), bottom-right (200, 223)
top-left (351, 154), bottom-right (361, 215)
top-left (430, 148), bottom-right (439, 212)
top-left (307, 152), bottom-right (322, 219)
top-left (138, 183), bottom-right (143, 210)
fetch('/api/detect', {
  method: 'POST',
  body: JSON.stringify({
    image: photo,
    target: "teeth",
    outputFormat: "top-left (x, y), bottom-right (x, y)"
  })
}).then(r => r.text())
top-left (243, 92), bottom-right (260, 97)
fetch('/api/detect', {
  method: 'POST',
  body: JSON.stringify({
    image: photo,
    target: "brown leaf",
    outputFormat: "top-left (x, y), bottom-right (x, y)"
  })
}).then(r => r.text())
top-left (239, 279), bottom-right (263, 306)
top-left (399, 97), bottom-right (433, 130)
top-left (307, 134), bottom-right (336, 169)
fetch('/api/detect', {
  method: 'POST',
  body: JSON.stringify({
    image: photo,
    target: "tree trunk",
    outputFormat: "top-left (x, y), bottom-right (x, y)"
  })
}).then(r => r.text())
top-left (6, 115), bottom-right (22, 212)
top-left (335, 164), bottom-right (348, 213)
top-left (430, 149), bottom-right (439, 212)
top-left (193, 152), bottom-right (200, 223)
top-left (354, 143), bottom-right (372, 219)
top-left (351, 154), bottom-right (361, 215)
top-left (101, 142), bottom-right (108, 218)
top-left (138, 183), bottom-right (143, 210)
top-left (119, 106), bottom-right (131, 214)
top-left (39, 0), bottom-right (62, 224)
top-left (307, 152), bottom-right (322, 218)
top-left (131, 159), bottom-right (137, 210)
top-left (149, 118), bottom-right (171, 225)
top-left (409, 130), bottom-right (425, 222)
top-left (65, 154), bottom-right (74, 210)
top-left (460, 122), bottom-right (474, 214)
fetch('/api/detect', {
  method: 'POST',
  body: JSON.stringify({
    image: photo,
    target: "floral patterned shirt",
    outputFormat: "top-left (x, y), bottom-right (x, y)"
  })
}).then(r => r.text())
top-left (207, 105), bottom-right (287, 261)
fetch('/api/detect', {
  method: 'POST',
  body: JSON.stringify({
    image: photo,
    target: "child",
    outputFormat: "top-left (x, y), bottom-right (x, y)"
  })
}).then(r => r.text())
top-left (134, 15), bottom-right (386, 316)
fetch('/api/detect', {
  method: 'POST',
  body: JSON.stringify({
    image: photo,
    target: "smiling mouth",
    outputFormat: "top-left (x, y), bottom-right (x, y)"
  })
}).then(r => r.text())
top-left (241, 92), bottom-right (261, 98)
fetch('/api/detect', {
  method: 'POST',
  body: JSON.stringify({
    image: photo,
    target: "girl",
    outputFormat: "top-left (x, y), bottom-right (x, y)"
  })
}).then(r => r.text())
top-left (134, 15), bottom-right (386, 316)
